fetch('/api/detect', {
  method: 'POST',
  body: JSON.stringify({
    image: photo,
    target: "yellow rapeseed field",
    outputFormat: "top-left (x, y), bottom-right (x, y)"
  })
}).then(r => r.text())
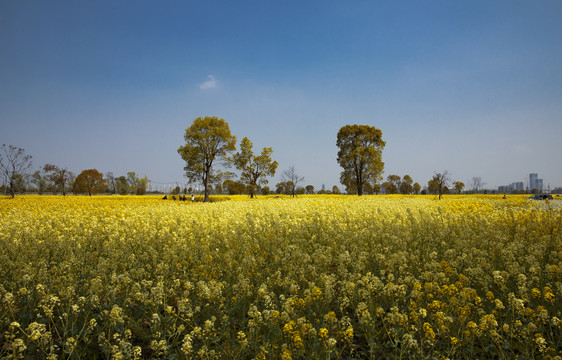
top-left (0, 195), bottom-right (561, 359)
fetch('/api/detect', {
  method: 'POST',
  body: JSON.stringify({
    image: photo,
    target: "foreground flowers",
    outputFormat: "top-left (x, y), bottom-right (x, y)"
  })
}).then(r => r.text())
top-left (1, 195), bottom-right (561, 359)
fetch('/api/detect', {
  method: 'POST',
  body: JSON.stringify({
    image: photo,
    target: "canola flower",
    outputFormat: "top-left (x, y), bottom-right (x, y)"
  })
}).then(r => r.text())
top-left (0, 194), bottom-right (561, 359)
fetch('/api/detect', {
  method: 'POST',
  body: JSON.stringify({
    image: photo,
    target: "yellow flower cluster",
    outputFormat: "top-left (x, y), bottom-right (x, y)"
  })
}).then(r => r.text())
top-left (0, 194), bottom-right (561, 358)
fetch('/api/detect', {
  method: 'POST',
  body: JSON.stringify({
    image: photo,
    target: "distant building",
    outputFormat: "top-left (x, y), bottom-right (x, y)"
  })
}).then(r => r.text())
top-left (512, 182), bottom-right (524, 191)
top-left (529, 173), bottom-right (543, 192)
top-left (529, 173), bottom-right (538, 191)
top-left (498, 185), bottom-right (510, 193)
top-left (498, 178), bottom-right (539, 194)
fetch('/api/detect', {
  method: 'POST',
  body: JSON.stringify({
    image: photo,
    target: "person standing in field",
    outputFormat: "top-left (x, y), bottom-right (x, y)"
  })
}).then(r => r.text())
top-left (191, 194), bottom-right (194, 202)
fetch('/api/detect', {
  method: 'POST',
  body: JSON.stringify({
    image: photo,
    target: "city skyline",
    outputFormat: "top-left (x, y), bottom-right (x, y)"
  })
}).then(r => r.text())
top-left (498, 173), bottom-right (554, 194)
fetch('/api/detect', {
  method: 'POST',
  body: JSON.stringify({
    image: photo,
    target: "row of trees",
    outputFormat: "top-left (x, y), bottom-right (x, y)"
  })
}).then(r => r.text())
top-left (4, 166), bottom-right (149, 196)
top-left (0, 144), bottom-right (150, 197)
top-left (2, 123), bottom-right (492, 199)
top-left (176, 119), bottom-right (485, 201)
top-left (176, 118), bottom-right (383, 201)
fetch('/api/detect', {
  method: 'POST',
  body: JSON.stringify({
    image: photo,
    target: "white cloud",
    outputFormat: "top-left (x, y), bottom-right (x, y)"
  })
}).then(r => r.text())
top-left (199, 75), bottom-right (217, 89)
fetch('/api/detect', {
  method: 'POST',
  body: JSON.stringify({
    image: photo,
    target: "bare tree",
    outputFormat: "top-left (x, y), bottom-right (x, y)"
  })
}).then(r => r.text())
top-left (470, 177), bottom-right (486, 194)
top-left (0, 144), bottom-right (33, 198)
top-left (281, 165), bottom-right (304, 197)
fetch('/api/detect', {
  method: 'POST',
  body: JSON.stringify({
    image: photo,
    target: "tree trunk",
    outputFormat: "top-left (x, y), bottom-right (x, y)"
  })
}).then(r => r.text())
top-left (204, 168), bottom-right (210, 202)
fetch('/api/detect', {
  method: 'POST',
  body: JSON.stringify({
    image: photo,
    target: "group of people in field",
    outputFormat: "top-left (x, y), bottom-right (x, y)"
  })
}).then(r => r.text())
top-left (162, 194), bottom-right (195, 202)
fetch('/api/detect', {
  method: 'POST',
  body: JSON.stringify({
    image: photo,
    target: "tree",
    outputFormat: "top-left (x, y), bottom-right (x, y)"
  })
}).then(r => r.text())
top-left (305, 185), bottom-right (315, 194)
top-left (400, 175), bottom-right (414, 194)
top-left (275, 181), bottom-right (293, 195)
top-left (428, 171), bottom-right (450, 199)
top-left (43, 164), bottom-right (73, 196)
top-left (261, 186), bottom-right (271, 195)
top-left (0, 144), bottom-right (33, 198)
top-left (281, 166), bottom-right (304, 197)
top-left (73, 169), bottom-right (107, 196)
top-left (31, 170), bottom-right (48, 195)
top-left (116, 176), bottom-right (129, 195)
top-left (413, 182), bottom-right (421, 195)
top-left (233, 137), bottom-right (278, 198)
top-left (137, 177), bottom-right (149, 195)
top-left (363, 182), bottom-right (374, 195)
top-left (470, 177), bottom-right (485, 194)
top-left (222, 179), bottom-right (246, 195)
top-left (453, 181), bottom-right (465, 194)
top-left (332, 185), bottom-right (341, 194)
top-left (387, 175), bottom-right (401, 191)
top-left (381, 182), bottom-right (398, 194)
top-left (105, 172), bottom-right (116, 194)
top-left (336, 125), bottom-right (385, 196)
top-left (127, 172), bottom-right (149, 195)
top-left (11, 174), bottom-right (26, 194)
top-left (178, 116), bottom-right (237, 202)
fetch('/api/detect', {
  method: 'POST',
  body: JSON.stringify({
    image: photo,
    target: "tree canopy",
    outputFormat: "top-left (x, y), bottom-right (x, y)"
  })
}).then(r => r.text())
top-left (73, 169), bottom-right (106, 196)
top-left (233, 137), bottom-right (278, 198)
top-left (178, 116), bottom-right (236, 202)
top-left (336, 125), bottom-right (385, 196)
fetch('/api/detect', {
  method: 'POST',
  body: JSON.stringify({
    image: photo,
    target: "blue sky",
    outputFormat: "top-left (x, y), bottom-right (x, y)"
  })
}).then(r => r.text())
top-left (1, 1), bottom-right (561, 191)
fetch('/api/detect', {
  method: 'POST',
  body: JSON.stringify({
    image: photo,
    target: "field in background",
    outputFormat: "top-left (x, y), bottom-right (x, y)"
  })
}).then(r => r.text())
top-left (1, 195), bottom-right (561, 359)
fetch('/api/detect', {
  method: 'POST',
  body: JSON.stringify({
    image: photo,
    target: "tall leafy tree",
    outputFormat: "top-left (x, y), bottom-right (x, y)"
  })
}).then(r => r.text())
top-left (73, 169), bottom-right (107, 196)
top-left (43, 164), bottom-right (74, 196)
top-left (178, 116), bottom-right (236, 202)
top-left (336, 125), bottom-right (385, 196)
top-left (233, 137), bottom-right (278, 198)
top-left (0, 144), bottom-right (32, 198)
